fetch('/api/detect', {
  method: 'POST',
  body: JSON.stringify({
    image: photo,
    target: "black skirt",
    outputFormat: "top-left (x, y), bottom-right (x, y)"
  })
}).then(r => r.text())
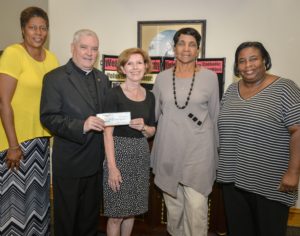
top-left (103, 136), bottom-right (150, 217)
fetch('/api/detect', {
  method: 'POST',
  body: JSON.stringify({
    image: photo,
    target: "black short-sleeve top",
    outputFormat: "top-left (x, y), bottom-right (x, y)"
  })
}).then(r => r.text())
top-left (104, 86), bottom-right (155, 138)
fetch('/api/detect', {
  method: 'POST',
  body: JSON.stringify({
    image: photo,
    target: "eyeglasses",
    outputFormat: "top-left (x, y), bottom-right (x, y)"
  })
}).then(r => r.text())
top-left (188, 113), bottom-right (202, 126)
top-left (27, 25), bottom-right (48, 32)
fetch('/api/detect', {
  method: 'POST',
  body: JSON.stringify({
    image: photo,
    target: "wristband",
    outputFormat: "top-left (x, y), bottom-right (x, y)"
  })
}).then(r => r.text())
top-left (8, 145), bottom-right (20, 150)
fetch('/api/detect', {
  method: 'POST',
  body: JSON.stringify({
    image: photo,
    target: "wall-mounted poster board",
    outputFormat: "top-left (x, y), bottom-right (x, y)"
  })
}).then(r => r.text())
top-left (102, 55), bottom-right (225, 99)
top-left (102, 54), bottom-right (162, 90)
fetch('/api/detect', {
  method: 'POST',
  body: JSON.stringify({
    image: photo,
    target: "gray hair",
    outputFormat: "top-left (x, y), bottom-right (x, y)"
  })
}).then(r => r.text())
top-left (72, 29), bottom-right (99, 44)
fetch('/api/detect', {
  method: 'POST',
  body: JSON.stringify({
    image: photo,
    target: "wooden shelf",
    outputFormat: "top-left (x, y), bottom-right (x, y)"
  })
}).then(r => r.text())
top-left (288, 207), bottom-right (300, 227)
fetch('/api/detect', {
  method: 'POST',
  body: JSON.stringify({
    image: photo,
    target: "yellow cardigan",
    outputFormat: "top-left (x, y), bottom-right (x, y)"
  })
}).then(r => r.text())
top-left (0, 44), bottom-right (59, 151)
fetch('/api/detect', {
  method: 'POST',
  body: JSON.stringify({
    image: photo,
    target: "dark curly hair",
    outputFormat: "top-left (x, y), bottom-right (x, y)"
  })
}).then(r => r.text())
top-left (20, 6), bottom-right (49, 29)
top-left (234, 41), bottom-right (272, 76)
top-left (173, 27), bottom-right (201, 49)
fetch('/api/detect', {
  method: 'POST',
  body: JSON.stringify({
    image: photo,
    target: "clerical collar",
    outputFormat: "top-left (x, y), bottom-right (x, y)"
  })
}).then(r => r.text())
top-left (70, 59), bottom-right (93, 76)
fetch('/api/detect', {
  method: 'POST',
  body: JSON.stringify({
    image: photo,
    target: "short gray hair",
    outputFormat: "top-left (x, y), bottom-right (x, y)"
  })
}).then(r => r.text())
top-left (73, 29), bottom-right (99, 44)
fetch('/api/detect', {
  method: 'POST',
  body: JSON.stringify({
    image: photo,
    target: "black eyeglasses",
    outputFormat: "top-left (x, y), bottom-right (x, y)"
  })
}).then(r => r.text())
top-left (188, 113), bottom-right (202, 126)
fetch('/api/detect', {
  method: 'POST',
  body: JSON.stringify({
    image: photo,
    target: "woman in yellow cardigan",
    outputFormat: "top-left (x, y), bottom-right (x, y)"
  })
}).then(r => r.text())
top-left (0, 7), bottom-right (58, 235)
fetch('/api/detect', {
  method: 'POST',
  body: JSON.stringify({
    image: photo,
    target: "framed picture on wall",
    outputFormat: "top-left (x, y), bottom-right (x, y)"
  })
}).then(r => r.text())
top-left (137, 20), bottom-right (206, 58)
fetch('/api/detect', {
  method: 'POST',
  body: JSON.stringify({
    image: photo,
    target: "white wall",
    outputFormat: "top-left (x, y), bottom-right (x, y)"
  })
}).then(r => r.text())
top-left (48, 0), bottom-right (300, 89)
top-left (49, 0), bottom-right (300, 207)
top-left (0, 0), bottom-right (48, 49)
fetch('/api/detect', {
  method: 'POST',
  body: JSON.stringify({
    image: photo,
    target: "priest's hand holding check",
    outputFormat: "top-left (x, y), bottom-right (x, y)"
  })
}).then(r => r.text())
top-left (83, 116), bottom-right (106, 133)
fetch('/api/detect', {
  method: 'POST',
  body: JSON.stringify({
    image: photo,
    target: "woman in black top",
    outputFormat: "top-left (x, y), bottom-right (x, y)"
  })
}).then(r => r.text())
top-left (103, 48), bottom-right (156, 236)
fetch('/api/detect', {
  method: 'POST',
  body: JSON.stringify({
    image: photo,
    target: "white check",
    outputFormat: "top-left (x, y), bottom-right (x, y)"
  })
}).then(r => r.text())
top-left (97, 112), bottom-right (131, 126)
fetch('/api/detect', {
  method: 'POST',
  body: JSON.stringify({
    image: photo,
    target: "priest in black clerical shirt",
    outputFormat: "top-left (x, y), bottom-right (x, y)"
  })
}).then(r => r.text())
top-left (40, 29), bottom-right (109, 236)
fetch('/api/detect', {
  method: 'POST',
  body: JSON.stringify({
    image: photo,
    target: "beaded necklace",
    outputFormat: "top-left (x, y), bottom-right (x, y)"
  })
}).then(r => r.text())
top-left (172, 64), bottom-right (196, 109)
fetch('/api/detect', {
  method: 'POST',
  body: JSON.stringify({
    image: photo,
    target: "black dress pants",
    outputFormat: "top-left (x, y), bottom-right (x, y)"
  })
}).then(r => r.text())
top-left (53, 172), bottom-right (101, 236)
top-left (222, 184), bottom-right (289, 236)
